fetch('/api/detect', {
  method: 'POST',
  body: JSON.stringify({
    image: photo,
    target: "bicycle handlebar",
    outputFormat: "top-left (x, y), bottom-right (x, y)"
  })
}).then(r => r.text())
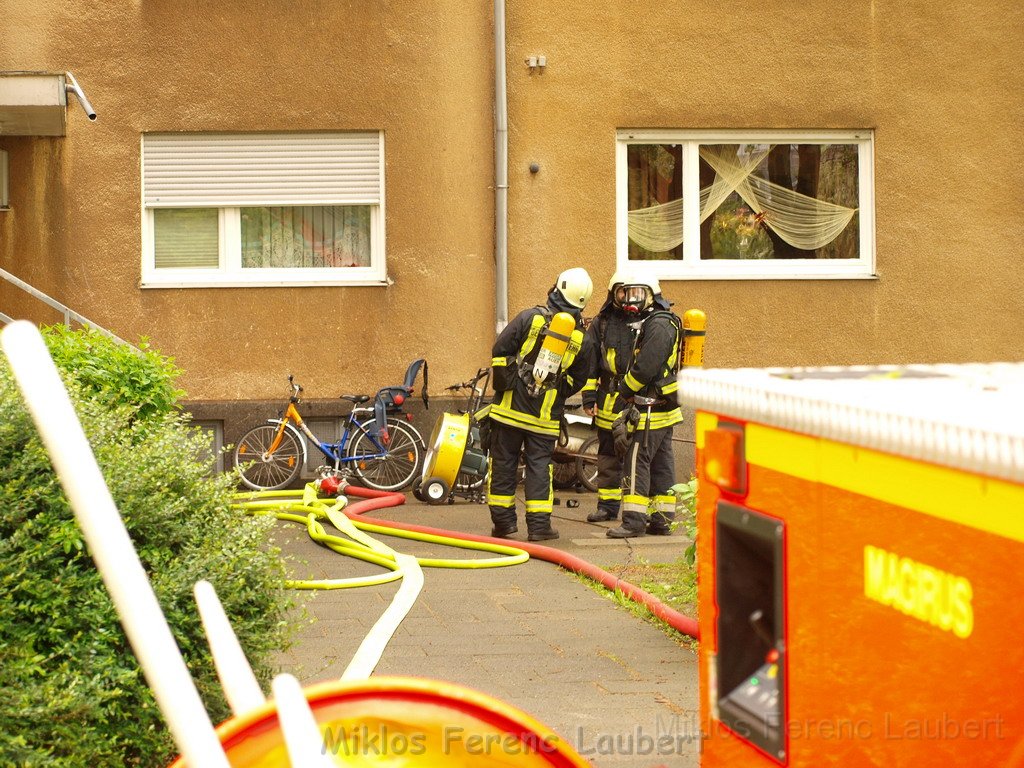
top-left (446, 367), bottom-right (492, 393)
top-left (287, 375), bottom-right (303, 403)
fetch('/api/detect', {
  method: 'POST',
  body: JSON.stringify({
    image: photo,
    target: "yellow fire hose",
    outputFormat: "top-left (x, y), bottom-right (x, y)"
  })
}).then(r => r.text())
top-left (231, 483), bottom-right (529, 590)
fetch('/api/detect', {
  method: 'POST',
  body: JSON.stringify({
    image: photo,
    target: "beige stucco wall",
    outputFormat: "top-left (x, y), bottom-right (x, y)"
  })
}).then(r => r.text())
top-left (2, 1), bottom-right (1023, 405)
top-left (1, 1), bottom-right (497, 401)
top-left (504, 0), bottom-right (1024, 368)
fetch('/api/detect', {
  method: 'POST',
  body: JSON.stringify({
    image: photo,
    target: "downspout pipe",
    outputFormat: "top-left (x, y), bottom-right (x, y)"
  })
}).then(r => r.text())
top-left (493, 0), bottom-right (509, 333)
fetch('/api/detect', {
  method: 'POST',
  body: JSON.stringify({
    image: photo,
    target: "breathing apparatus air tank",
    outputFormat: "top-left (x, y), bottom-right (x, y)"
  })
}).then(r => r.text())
top-left (530, 311), bottom-right (577, 395)
top-left (682, 309), bottom-right (707, 369)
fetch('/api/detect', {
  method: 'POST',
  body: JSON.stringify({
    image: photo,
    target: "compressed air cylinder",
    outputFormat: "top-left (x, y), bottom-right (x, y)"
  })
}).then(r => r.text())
top-left (682, 309), bottom-right (706, 369)
top-left (532, 312), bottom-right (577, 391)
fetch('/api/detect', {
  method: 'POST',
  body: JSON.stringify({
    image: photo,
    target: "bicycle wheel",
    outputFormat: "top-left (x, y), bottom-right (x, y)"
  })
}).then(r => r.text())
top-left (347, 419), bottom-right (423, 491)
top-left (575, 436), bottom-right (600, 493)
top-left (551, 455), bottom-right (579, 490)
top-left (234, 424), bottom-right (303, 491)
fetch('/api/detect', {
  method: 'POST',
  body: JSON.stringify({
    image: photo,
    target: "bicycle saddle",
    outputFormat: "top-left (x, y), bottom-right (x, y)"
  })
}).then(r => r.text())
top-left (339, 394), bottom-right (370, 404)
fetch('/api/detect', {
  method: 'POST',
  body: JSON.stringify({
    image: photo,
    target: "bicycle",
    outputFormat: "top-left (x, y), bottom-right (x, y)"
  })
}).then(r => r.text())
top-left (234, 367), bottom-right (427, 492)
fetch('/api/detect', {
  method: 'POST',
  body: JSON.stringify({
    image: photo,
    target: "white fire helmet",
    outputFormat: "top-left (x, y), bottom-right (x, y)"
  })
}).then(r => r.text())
top-left (555, 267), bottom-right (594, 309)
top-left (611, 268), bottom-right (661, 313)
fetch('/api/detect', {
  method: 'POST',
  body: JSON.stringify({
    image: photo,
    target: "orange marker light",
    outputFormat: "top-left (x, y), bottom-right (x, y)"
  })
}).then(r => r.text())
top-left (703, 424), bottom-right (746, 495)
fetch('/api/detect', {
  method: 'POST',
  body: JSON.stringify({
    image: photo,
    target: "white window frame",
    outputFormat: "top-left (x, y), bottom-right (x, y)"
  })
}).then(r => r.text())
top-left (141, 132), bottom-right (387, 288)
top-left (615, 129), bottom-right (876, 280)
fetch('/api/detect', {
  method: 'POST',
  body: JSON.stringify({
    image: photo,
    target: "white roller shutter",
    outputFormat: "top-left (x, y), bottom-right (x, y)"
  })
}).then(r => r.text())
top-left (142, 132), bottom-right (382, 207)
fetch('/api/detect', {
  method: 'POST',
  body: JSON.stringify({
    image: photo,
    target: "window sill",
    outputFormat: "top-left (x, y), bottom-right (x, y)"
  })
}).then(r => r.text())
top-left (658, 272), bottom-right (879, 281)
top-left (141, 278), bottom-right (391, 289)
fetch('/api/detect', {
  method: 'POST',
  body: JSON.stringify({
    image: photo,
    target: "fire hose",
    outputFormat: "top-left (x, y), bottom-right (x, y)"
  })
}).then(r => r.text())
top-left (233, 482), bottom-right (698, 640)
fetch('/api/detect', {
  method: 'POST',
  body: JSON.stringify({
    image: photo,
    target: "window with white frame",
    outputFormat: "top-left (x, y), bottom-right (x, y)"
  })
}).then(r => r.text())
top-left (616, 130), bottom-right (874, 279)
top-left (141, 132), bottom-right (386, 287)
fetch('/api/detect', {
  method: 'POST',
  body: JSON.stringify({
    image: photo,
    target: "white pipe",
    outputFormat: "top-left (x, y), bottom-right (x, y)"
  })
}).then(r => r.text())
top-left (194, 580), bottom-right (268, 716)
top-left (319, 508), bottom-right (425, 681)
top-left (0, 321), bottom-right (230, 768)
top-left (271, 674), bottom-right (338, 767)
top-left (494, 0), bottom-right (509, 332)
top-left (64, 72), bottom-right (97, 121)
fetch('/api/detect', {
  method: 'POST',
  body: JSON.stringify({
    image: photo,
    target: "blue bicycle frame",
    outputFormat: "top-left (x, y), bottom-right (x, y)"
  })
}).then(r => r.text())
top-left (281, 407), bottom-right (390, 470)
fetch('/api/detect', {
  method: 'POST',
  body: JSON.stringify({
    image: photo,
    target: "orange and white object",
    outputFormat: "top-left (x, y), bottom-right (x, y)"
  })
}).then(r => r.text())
top-left (679, 363), bottom-right (1024, 768)
top-left (168, 676), bottom-right (592, 768)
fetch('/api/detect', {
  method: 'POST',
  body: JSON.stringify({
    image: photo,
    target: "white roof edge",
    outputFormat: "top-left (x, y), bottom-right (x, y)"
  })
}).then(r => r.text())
top-left (678, 363), bottom-right (1024, 484)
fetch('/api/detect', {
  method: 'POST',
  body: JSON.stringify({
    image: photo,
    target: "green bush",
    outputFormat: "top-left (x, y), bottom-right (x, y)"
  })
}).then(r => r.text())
top-left (43, 325), bottom-right (185, 420)
top-left (0, 327), bottom-right (291, 766)
top-left (670, 478), bottom-right (699, 566)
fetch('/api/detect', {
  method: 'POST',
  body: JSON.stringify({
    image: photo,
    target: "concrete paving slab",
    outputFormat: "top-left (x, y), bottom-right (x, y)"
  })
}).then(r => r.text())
top-left (570, 537), bottom-right (689, 548)
top-left (272, 487), bottom-right (700, 768)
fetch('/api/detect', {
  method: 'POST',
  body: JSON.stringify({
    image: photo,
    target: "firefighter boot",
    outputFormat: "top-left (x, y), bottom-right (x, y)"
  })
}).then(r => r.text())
top-left (606, 510), bottom-right (648, 539)
top-left (646, 511), bottom-right (674, 535)
top-left (588, 461), bottom-right (622, 521)
top-left (490, 506), bottom-right (518, 538)
top-left (587, 504), bottom-right (618, 522)
top-left (525, 512), bottom-right (559, 542)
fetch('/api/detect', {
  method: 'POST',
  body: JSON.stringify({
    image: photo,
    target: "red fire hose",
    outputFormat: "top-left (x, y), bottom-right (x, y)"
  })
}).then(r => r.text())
top-left (340, 483), bottom-right (699, 639)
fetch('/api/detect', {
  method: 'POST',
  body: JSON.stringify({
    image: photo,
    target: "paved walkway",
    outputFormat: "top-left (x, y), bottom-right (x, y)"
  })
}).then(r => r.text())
top-left (274, 486), bottom-right (702, 768)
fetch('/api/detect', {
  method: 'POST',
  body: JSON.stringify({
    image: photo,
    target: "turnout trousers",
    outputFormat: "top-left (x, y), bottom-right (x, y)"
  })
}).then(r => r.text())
top-left (594, 428), bottom-right (624, 518)
top-left (620, 426), bottom-right (676, 534)
top-left (486, 420), bottom-right (556, 528)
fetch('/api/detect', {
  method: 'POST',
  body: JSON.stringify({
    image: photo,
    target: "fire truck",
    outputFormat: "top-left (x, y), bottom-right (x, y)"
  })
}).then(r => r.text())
top-left (679, 363), bottom-right (1023, 767)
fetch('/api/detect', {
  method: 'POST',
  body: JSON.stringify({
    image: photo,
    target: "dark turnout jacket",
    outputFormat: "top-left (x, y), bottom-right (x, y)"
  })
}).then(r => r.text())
top-left (483, 295), bottom-right (594, 438)
top-left (615, 301), bottom-right (683, 431)
top-left (581, 296), bottom-right (637, 431)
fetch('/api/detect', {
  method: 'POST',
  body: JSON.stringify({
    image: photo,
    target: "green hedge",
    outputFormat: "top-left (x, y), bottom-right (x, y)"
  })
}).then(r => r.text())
top-left (0, 326), bottom-right (291, 766)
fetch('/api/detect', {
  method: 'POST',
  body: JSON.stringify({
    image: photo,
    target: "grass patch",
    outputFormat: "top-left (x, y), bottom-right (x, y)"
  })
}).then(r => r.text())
top-left (609, 556), bottom-right (697, 617)
top-left (572, 556), bottom-right (698, 650)
top-left (573, 481), bottom-right (700, 651)
top-left (571, 479), bottom-right (700, 649)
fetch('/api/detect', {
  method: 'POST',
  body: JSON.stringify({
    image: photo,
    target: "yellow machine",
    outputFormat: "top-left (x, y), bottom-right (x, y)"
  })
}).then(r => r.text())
top-left (529, 311), bottom-right (576, 395)
top-left (416, 411), bottom-right (489, 505)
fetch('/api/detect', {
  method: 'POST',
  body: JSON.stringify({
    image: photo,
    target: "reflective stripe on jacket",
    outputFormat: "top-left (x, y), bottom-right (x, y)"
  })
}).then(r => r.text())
top-left (581, 309), bottom-right (638, 431)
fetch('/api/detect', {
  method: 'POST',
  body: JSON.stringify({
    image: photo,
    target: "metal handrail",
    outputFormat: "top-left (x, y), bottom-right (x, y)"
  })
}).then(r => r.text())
top-left (0, 266), bottom-right (134, 348)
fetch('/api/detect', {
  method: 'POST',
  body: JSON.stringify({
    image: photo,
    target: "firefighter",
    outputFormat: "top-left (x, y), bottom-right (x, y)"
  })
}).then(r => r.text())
top-left (482, 267), bottom-right (595, 541)
top-left (580, 270), bottom-right (639, 523)
top-left (606, 273), bottom-right (682, 538)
